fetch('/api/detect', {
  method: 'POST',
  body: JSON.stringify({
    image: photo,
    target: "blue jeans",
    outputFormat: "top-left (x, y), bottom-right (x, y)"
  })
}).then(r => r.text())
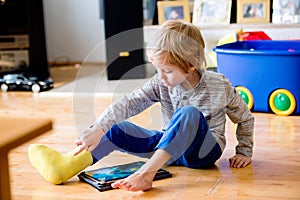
top-left (91, 106), bottom-right (222, 169)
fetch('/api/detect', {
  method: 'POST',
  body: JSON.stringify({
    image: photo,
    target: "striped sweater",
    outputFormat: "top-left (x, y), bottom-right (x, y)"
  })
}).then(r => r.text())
top-left (97, 70), bottom-right (254, 157)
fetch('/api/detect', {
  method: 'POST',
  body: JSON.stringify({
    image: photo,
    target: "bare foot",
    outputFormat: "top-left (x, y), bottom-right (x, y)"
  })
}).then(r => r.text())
top-left (111, 171), bottom-right (156, 191)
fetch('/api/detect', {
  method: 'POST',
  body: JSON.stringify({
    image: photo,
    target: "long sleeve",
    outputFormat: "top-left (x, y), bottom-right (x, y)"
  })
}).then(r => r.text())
top-left (225, 83), bottom-right (255, 157)
top-left (96, 76), bottom-right (162, 132)
top-left (95, 70), bottom-right (255, 157)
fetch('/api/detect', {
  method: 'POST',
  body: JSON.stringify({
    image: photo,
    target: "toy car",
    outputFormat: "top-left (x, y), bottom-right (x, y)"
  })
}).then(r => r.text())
top-left (214, 40), bottom-right (300, 116)
top-left (0, 73), bottom-right (54, 93)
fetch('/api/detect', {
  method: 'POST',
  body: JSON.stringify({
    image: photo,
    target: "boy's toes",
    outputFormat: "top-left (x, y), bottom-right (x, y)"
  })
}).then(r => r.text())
top-left (111, 180), bottom-right (121, 188)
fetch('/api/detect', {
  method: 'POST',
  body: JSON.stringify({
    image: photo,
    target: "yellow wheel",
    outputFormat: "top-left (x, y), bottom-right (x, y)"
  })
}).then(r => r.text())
top-left (269, 89), bottom-right (296, 116)
top-left (236, 86), bottom-right (254, 110)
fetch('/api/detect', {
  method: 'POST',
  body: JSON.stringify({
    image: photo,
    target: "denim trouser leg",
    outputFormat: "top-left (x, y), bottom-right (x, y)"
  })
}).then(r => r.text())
top-left (156, 106), bottom-right (222, 168)
top-left (91, 106), bottom-right (222, 168)
top-left (91, 122), bottom-right (163, 163)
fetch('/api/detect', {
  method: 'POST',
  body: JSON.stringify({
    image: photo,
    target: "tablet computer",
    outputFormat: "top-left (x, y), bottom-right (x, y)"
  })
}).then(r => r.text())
top-left (78, 161), bottom-right (172, 192)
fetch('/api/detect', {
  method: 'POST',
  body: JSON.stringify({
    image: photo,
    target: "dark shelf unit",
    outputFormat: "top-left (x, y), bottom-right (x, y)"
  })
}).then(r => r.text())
top-left (0, 0), bottom-right (50, 78)
top-left (100, 0), bottom-right (146, 80)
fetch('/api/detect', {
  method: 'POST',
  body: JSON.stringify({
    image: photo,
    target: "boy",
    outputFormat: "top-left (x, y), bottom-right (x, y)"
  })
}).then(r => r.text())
top-left (28, 20), bottom-right (254, 191)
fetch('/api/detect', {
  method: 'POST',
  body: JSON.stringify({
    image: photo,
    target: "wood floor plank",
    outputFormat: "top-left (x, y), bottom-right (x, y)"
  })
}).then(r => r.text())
top-left (1, 86), bottom-right (300, 199)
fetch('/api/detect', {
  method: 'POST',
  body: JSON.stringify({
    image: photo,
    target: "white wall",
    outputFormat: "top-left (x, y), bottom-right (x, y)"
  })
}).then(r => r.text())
top-left (145, 24), bottom-right (300, 53)
top-left (43, 0), bottom-right (106, 63)
top-left (43, 1), bottom-right (300, 64)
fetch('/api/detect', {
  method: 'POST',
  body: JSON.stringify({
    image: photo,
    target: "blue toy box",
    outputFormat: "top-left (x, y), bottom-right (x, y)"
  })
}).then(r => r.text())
top-left (214, 40), bottom-right (300, 116)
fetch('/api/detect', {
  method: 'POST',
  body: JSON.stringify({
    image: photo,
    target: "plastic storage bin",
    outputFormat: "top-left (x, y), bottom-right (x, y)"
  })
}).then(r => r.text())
top-left (214, 40), bottom-right (300, 116)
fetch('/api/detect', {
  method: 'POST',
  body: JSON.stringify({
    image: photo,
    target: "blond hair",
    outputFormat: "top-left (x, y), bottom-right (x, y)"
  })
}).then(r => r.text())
top-left (148, 20), bottom-right (206, 73)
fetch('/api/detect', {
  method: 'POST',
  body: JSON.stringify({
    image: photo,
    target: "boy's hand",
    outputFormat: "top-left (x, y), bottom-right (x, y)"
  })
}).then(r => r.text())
top-left (229, 154), bottom-right (251, 168)
top-left (73, 124), bottom-right (104, 155)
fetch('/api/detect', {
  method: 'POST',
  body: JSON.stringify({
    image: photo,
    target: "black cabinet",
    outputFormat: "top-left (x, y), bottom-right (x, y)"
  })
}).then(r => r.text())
top-left (100, 0), bottom-right (145, 80)
top-left (0, 0), bottom-right (49, 78)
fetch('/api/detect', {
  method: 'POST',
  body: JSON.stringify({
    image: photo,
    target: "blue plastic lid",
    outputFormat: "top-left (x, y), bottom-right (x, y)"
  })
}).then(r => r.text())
top-left (214, 40), bottom-right (300, 56)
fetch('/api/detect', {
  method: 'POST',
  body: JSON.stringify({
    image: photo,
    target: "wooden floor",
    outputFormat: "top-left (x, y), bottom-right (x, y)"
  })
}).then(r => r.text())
top-left (1, 67), bottom-right (300, 199)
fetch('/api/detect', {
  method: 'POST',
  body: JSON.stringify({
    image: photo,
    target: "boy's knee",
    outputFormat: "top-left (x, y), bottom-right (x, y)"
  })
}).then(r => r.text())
top-left (179, 106), bottom-right (204, 119)
top-left (111, 121), bottom-right (130, 131)
top-left (181, 105), bottom-right (199, 113)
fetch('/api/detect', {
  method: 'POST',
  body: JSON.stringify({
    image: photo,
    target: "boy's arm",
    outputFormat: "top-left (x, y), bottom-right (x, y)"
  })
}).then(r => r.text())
top-left (225, 83), bottom-right (255, 158)
top-left (96, 75), bottom-right (162, 132)
top-left (235, 117), bottom-right (254, 157)
top-left (226, 87), bottom-right (254, 167)
top-left (74, 76), bottom-right (163, 154)
top-left (230, 111), bottom-right (254, 168)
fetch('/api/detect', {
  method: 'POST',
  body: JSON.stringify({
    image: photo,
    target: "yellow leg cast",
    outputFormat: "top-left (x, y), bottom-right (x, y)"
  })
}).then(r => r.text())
top-left (28, 144), bottom-right (93, 184)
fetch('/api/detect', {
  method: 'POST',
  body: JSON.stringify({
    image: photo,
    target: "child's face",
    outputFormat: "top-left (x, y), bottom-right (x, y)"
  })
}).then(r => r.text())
top-left (151, 56), bottom-right (189, 88)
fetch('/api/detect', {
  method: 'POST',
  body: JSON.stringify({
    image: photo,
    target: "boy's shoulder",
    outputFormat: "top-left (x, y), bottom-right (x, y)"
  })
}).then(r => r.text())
top-left (202, 70), bottom-right (233, 90)
top-left (204, 70), bottom-right (228, 82)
